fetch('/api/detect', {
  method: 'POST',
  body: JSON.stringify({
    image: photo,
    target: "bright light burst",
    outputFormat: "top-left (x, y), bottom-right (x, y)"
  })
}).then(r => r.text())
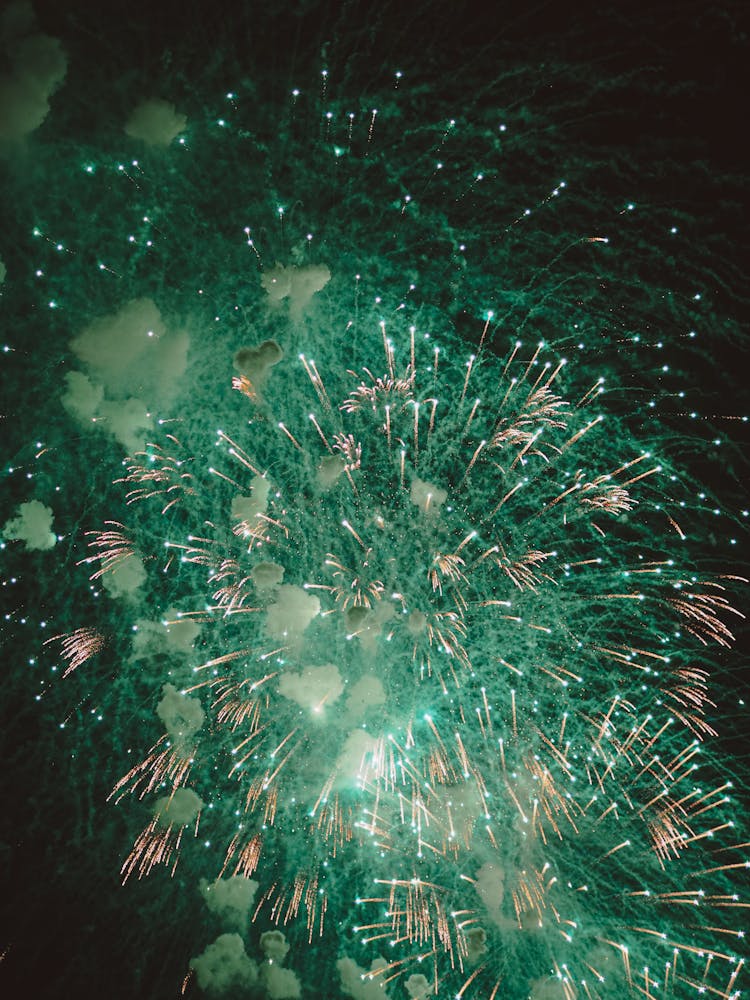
top-left (1, 3), bottom-right (747, 999)
top-left (73, 320), bottom-right (747, 999)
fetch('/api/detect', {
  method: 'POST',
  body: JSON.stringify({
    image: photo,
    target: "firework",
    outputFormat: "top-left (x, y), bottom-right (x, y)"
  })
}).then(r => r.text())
top-left (1, 3), bottom-right (747, 999)
top-left (81, 321), bottom-right (747, 997)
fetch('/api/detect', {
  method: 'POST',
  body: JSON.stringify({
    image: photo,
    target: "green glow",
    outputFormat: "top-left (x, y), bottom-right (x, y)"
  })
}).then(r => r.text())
top-left (0, 3), bottom-right (747, 999)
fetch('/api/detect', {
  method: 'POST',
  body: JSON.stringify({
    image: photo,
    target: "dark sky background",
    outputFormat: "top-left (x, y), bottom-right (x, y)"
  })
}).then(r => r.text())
top-left (1, 1), bottom-right (748, 998)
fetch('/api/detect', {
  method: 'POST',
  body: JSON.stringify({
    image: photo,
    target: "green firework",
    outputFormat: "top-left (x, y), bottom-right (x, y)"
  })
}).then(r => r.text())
top-left (0, 3), bottom-right (747, 999)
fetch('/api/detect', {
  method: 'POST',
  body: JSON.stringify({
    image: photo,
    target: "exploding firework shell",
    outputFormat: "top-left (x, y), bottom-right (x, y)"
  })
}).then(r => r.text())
top-left (77, 313), bottom-right (748, 997)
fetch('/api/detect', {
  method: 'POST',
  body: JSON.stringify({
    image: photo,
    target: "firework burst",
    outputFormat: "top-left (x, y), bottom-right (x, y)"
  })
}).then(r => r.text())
top-left (1, 4), bottom-right (747, 999)
top-left (78, 318), bottom-right (746, 997)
